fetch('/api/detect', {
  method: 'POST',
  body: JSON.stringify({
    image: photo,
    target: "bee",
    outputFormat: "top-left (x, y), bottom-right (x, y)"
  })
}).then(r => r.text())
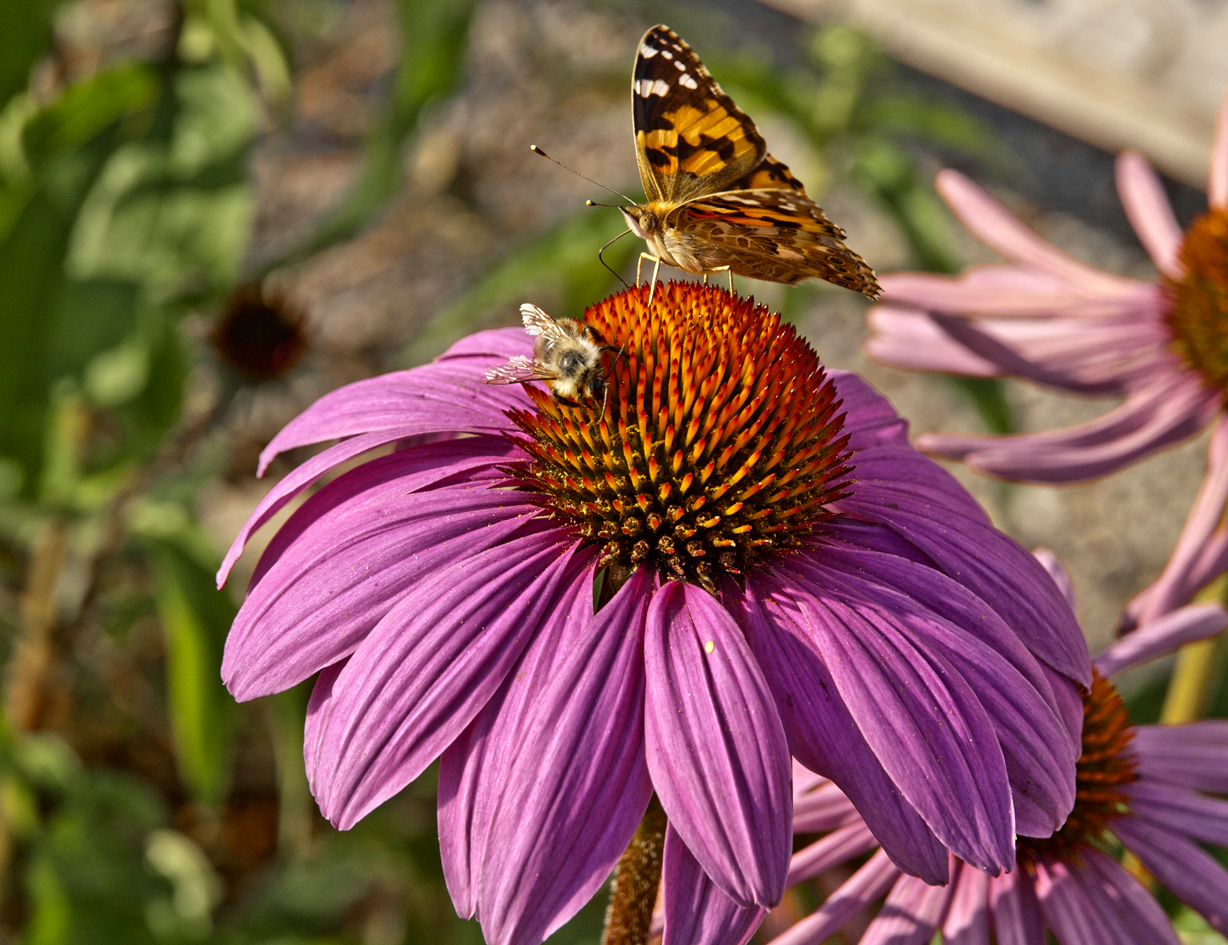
top-left (484, 304), bottom-right (621, 415)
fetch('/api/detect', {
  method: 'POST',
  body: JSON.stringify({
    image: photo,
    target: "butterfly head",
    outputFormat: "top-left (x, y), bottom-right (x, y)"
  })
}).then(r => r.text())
top-left (619, 204), bottom-right (658, 240)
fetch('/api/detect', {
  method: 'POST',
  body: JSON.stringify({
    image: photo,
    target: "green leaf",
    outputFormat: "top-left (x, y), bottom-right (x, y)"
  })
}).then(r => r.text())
top-left (0, 0), bottom-right (61, 112)
top-left (0, 65), bottom-right (158, 491)
top-left (149, 542), bottom-right (237, 807)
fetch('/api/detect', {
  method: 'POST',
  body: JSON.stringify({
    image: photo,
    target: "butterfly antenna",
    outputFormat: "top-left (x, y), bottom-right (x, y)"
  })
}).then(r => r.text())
top-left (597, 229), bottom-right (632, 289)
top-left (530, 146), bottom-right (636, 204)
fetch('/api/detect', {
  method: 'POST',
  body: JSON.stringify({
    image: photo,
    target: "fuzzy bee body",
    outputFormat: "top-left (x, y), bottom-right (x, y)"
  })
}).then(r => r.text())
top-left (485, 304), bottom-right (619, 408)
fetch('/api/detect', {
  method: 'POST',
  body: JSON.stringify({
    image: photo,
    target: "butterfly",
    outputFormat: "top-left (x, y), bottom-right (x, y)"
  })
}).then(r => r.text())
top-left (619, 25), bottom-right (880, 298)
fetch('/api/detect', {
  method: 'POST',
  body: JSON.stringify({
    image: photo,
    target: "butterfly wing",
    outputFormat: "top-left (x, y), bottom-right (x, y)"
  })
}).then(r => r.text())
top-left (731, 152), bottom-right (807, 193)
top-left (675, 189), bottom-right (881, 297)
top-left (633, 25), bottom-right (766, 206)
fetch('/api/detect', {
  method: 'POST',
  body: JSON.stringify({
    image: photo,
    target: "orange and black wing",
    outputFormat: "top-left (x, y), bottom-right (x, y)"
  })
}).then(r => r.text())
top-left (632, 26), bottom-right (766, 206)
top-left (676, 189), bottom-right (881, 297)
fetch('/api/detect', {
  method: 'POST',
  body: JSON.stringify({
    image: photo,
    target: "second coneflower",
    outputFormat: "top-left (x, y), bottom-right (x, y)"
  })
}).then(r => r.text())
top-left (219, 282), bottom-right (1089, 945)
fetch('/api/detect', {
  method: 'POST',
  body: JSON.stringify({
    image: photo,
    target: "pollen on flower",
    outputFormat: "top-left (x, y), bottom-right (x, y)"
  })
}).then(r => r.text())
top-left (1016, 670), bottom-right (1137, 868)
top-left (1165, 207), bottom-right (1228, 394)
top-left (504, 282), bottom-right (854, 591)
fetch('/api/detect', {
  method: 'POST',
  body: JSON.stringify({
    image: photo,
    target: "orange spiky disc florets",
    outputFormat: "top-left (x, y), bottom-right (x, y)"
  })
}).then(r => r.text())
top-left (1166, 207), bottom-right (1228, 393)
top-left (505, 282), bottom-right (854, 590)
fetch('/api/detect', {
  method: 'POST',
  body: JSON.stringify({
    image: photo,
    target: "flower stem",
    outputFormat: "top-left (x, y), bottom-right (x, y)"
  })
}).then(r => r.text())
top-left (602, 795), bottom-right (666, 945)
top-left (1160, 637), bottom-right (1220, 724)
top-left (4, 519), bottom-right (69, 732)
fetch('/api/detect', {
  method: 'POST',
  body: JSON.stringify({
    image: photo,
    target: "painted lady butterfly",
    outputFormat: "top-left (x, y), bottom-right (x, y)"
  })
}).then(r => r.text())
top-left (620, 25), bottom-right (880, 298)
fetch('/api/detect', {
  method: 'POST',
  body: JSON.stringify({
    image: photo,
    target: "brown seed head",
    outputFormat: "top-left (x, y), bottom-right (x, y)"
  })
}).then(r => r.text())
top-left (504, 282), bottom-right (854, 591)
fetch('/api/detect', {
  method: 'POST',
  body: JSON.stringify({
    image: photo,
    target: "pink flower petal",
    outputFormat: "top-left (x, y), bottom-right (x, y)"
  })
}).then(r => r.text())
top-left (829, 369), bottom-right (911, 449)
top-left (1211, 90), bottom-right (1228, 209)
top-left (935, 170), bottom-right (1138, 296)
top-left (662, 827), bottom-right (767, 945)
top-left (810, 546), bottom-right (1078, 837)
top-left (310, 535), bottom-right (591, 828)
top-left (880, 270), bottom-right (1145, 317)
top-left (1133, 720), bottom-right (1228, 794)
top-left (987, 868), bottom-right (1046, 945)
top-left (1123, 415), bottom-right (1228, 628)
top-left (435, 326), bottom-right (532, 363)
top-left (919, 372), bottom-right (1219, 484)
top-left (765, 850), bottom-right (899, 945)
top-left (865, 306), bottom-right (1008, 379)
top-left (943, 861), bottom-right (991, 945)
top-left (1113, 815), bottom-right (1228, 937)
top-left (644, 582), bottom-right (792, 907)
top-left (1033, 851), bottom-right (1181, 945)
top-left (859, 871), bottom-right (954, 945)
top-left (223, 472), bottom-right (539, 700)
top-left (786, 822), bottom-right (878, 887)
top-left (792, 780), bottom-right (860, 834)
top-left (740, 574), bottom-right (949, 885)
top-left (219, 434), bottom-right (517, 586)
top-left (438, 568), bottom-right (654, 945)
top-left (1125, 780), bottom-right (1228, 847)
top-left (775, 560), bottom-right (1017, 874)
top-left (1031, 548), bottom-right (1077, 612)
top-left (1116, 151), bottom-right (1184, 279)
top-left (257, 358), bottom-right (533, 474)
top-left (1095, 604), bottom-right (1228, 678)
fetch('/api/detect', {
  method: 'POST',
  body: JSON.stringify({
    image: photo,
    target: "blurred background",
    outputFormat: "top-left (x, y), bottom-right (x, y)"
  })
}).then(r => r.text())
top-left (1, 0), bottom-right (1226, 942)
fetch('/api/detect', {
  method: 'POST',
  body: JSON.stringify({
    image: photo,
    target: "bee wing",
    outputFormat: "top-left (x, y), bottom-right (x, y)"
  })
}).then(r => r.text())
top-left (519, 303), bottom-right (570, 342)
top-left (483, 355), bottom-right (558, 385)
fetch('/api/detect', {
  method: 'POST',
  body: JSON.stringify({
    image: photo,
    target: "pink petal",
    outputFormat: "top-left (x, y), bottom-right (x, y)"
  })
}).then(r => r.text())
top-left (257, 358), bottom-right (532, 474)
top-left (919, 372), bottom-right (1219, 483)
top-left (740, 574), bottom-right (949, 885)
top-left (436, 326), bottom-right (533, 363)
top-left (219, 434), bottom-right (516, 586)
top-left (644, 583), bottom-right (792, 907)
top-left (935, 170), bottom-right (1139, 295)
top-left (828, 369), bottom-right (911, 449)
top-left (1112, 815), bottom-right (1228, 937)
top-left (859, 871), bottom-right (954, 945)
top-left (765, 850), bottom-right (899, 945)
top-left (1031, 548), bottom-right (1077, 612)
top-left (810, 546), bottom-right (1078, 837)
top-left (1211, 89), bottom-right (1228, 209)
top-left (1116, 151), bottom-right (1184, 279)
top-left (310, 535), bottom-right (592, 828)
top-left (865, 305), bottom-right (1008, 379)
top-left (987, 868), bottom-right (1046, 945)
top-left (943, 861), bottom-right (991, 945)
top-left (1132, 720), bottom-right (1228, 793)
top-left (662, 827), bottom-right (767, 945)
top-left (880, 269), bottom-right (1146, 318)
top-left (438, 568), bottom-right (654, 945)
top-left (1123, 414), bottom-right (1228, 628)
top-left (1095, 604), bottom-right (1228, 678)
top-left (786, 822), bottom-right (878, 887)
top-left (778, 560), bottom-right (1017, 874)
top-left (1033, 851), bottom-right (1181, 945)
top-left (223, 474), bottom-right (538, 700)
top-left (1125, 780), bottom-right (1228, 847)
top-left (792, 780), bottom-right (861, 834)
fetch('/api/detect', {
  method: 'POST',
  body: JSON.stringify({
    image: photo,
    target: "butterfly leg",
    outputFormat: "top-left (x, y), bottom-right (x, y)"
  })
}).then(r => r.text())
top-left (703, 266), bottom-right (732, 293)
top-left (638, 254), bottom-right (664, 305)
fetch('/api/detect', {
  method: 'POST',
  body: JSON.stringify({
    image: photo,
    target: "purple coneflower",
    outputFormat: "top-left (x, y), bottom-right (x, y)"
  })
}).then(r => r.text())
top-left (865, 91), bottom-right (1228, 486)
top-left (219, 282), bottom-right (1089, 945)
top-left (758, 551), bottom-right (1228, 945)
